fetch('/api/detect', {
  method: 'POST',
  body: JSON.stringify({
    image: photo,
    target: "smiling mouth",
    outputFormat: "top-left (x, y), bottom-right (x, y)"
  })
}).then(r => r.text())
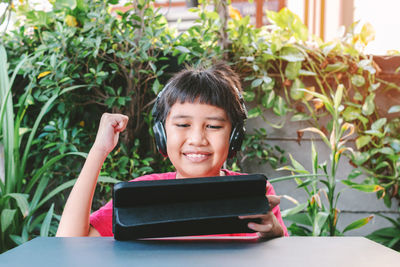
top-left (183, 153), bottom-right (211, 162)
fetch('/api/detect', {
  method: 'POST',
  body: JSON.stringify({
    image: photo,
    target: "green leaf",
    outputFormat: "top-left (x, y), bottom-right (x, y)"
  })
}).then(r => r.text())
top-left (347, 169), bottom-right (363, 180)
top-left (243, 91), bottom-right (255, 102)
top-left (311, 141), bottom-right (318, 173)
top-left (284, 213), bottom-right (312, 226)
top-left (290, 113), bottom-right (310, 121)
top-left (343, 106), bottom-right (361, 121)
top-left (279, 47), bottom-right (305, 62)
top-left (342, 180), bottom-right (383, 193)
top-left (251, 78), bottom-right (263, 88)
top-left (364, 129), bottom-right (384, 138)
top-left (351, 151), bottom-right (371, 166)
top-left (26, 152), bottom-right (87, 194)
top-left (289, 154), bottom-right (308, 173)
top-left (388, 105), bottom-right (400, 113)
top-left (40, 203), bottom-right (54, 237)
top-left (152, 79), bottom-right (160, 94)
top-left (1, 209), bottom-right (17, 232)
top-left (333, 84), bottom-right (344, 110)
top-left (313, 212), bottom-right (329, 236)
top-left (247, 107), bottom-right (262, 118)
top-left (281, 203), bottom-right (308, 217)
top-left (324, 62), bottom-right (348, 73)
top-left (362, 93), bottom-right (375, 116)
top-left (356, 135), bottom-right (372, 149)
top-left (351, 75), bottom-right (365, 87)
top-left (298, 70), bottom-right (316, 76)
top-left (262, 90), bottom-right (275, 109)
top-left (175, 46), bottom-right (191, 54)
top-left (377, 147), bottom-right (394, 155)
top-left (285, 62), bottom-right (301, 79)
top-left (371, 118), bottom-right (386, 131)
top-left (9, 235), bottom-right (25, 246)
top-left (98, 176), bottom-right (122, 183)
top-left (290, 79), bottom-right (305, 100)
top-left (273, 96), bottom-right (287, 116)
top-left (7, 193), bottom-right (29, 218)
top-left (353, 92), bottom-right (363, 101)
top-left (343, 215), bottom-right (374, 233)
top-left (54, 0), bottom-right (77, 10)
top-left (21, 85), bottom-right (86, 175)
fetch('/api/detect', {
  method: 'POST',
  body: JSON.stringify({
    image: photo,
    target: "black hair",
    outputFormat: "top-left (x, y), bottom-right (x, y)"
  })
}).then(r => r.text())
top-left (154, 62), bottom-right (247, 127)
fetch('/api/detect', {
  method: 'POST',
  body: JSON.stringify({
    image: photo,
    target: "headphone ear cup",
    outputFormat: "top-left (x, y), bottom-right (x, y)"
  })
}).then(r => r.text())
top-left (153, 121), bottom-right (168, 157)
top-left (228, 125), bottom-right (245, 158)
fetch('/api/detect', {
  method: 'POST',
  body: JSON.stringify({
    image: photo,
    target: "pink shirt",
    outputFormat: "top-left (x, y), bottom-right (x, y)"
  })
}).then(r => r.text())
top-left (90, 170), bottom-right (289, 237)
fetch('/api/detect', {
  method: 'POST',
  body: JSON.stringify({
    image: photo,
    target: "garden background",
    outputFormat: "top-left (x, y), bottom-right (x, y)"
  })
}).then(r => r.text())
top-left (1, 0), bottom-right (399, 253)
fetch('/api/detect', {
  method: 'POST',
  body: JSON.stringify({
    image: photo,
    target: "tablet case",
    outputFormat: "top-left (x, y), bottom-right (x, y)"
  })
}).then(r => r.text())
top-left (112, 174), bottom-right (269, 240)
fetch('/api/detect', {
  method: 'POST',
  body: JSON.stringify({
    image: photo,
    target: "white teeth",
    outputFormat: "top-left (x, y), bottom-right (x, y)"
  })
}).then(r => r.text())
top-left (186, 154), bottom-right (207, 158)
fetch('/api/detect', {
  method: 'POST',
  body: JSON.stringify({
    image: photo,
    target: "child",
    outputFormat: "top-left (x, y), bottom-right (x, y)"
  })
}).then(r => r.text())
top-left (56, 62), bottom-right (288, 238)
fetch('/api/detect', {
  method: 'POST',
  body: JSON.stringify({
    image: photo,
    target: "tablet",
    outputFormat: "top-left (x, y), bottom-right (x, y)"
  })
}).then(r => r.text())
top-left (112, 174), bottom-right (269, 240)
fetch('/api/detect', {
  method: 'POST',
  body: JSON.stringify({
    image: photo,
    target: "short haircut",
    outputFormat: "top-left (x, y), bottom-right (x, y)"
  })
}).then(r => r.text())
top-left (154, 62), bottom-right (247, 127)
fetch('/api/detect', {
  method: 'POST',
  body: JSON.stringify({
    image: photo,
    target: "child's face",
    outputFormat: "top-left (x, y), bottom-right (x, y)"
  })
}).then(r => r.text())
top-left (164, 101), bottom-right (232, 178)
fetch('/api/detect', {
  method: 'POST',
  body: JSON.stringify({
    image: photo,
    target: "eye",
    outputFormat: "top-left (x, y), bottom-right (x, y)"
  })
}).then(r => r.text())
top-left (207, 125), bottom-right (223, 129)
top-left (176, 124), bottom-right (190, 128)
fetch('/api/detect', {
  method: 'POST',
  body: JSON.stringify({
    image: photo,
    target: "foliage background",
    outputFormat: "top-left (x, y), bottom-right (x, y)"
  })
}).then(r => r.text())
top-left (1, 0), bottom-right (399, 252)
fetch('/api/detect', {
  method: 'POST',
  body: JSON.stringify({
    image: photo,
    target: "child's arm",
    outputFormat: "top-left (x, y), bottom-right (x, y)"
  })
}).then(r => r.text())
top-left (56, 113), bottom-right (129, 237)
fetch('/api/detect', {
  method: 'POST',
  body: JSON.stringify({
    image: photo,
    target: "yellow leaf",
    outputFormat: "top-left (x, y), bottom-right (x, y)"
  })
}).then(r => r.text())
top-left (311, 193), bottom-right (322, 208)
top-left (341, 122), bottom-right (355, 140)
top-left (66, 15), bottom-right (78, 27)
top-left (79, 121), bottom-right (85, 127)
top-left (299, 127), bottom-right (330, 147)
top-left (334, 148), bottom-right (347, 162)
top-left (360, 23), bottom-right (375, 45)
top-left (373, 185), bottom-right (384, 192)
top-left (312, 98), bottom-right (324, 111)
top-left (333, 208), bottom-right (340, 227)
top-left (229, 6), bottom-right (242, 20)
top-left (304, 86), bottom-right (315, 101)
top-left (37, 71), bottom-right (51, 79)
top-left (282, 195), bottom-right (299, 205)
top-left (330, 124), bottom-right (336, 150)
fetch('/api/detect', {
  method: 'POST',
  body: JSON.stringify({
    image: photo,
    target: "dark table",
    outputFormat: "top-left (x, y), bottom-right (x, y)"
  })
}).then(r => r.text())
top-left (1, 236), bottom-right (399, 267)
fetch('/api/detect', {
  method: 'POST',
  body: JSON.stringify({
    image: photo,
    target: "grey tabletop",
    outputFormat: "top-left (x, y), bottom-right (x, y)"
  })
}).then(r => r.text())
top-left (1, 236), bottom-right (399, 267)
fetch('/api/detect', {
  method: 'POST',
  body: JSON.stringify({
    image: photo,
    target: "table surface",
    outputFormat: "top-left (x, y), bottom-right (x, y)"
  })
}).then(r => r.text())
top-left (1, 236), bottom-right (399, 267)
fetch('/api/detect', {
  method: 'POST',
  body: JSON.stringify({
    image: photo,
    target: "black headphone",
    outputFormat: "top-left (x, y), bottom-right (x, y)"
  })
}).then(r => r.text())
top-left (152, 83), bottom-right (247, 159)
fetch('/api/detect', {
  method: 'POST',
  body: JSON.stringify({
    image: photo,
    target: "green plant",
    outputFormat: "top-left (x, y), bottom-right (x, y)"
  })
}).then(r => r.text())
top-left (278, 85), bottom-right (380, 236)
top-left (231, 128), bottom-right (286, 170)
top-left (225, 7), bottom-right (400, 236)
top-left (0, 44), bottom-right (89, 252)
top-left (367, 213), bottom-right (400, 251)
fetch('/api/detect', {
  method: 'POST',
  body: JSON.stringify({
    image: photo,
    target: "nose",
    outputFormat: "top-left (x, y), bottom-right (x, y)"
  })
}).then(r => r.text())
top-left (187, 126), bottom-right (208, 146)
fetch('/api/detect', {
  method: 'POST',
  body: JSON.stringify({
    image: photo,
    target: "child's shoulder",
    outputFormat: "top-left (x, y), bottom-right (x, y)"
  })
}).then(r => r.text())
top-left (129, 172), bottom-right (176, 182)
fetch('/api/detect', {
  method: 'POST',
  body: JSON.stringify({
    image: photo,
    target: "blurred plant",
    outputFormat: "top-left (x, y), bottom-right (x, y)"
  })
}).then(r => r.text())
top-left (278, 85), bottom-right (381, 236)
top-left (227, 7), bottom-right (400, 209)
top-left (367, 212), bottom-right (400, 251)
top-left (231, 128), bottom-right (286, 170)
top-left (0, 44), bottom-right (89, 252)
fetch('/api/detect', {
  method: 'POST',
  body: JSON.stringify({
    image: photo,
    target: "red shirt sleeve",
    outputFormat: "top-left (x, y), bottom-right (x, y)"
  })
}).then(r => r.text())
top-left (90, 200), bottom-right (113, 236)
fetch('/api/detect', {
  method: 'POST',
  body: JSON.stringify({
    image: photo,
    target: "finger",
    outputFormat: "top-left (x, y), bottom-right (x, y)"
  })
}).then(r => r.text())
top-left (238, 214), bottom-right (266, 220)
top-left (247, 222), bottom-right (273, 233)
top-left (267, 195), bottom-right (281, 209)
top-left (112, 115), bottom-right (129, 132)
